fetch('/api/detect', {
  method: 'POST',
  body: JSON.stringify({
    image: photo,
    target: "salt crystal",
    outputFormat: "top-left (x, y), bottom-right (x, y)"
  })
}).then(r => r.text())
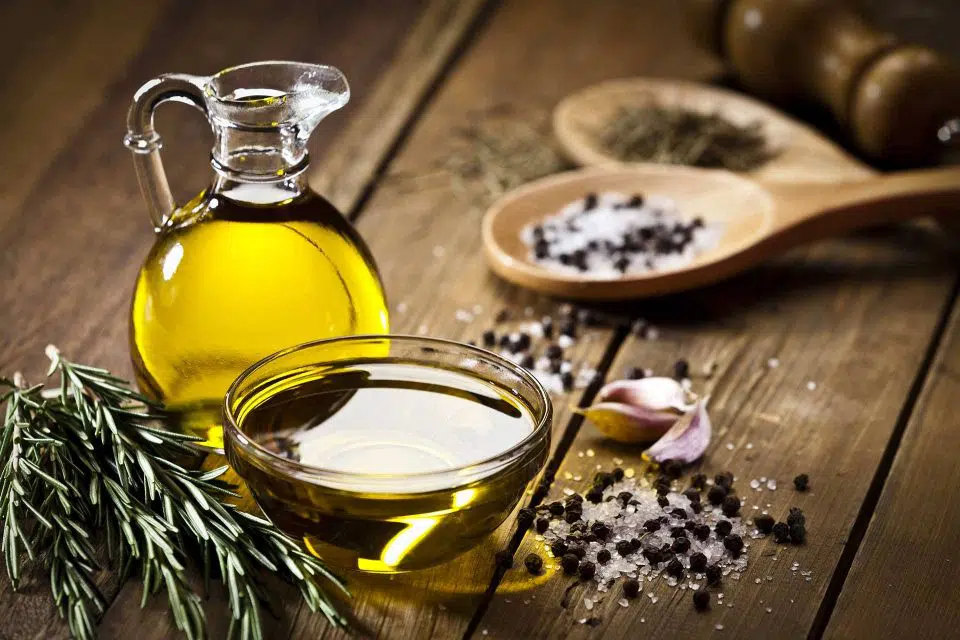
top-left (807, 381), bottom-right (817, 391)
top-left (481, 630), bottom-right (488, 636)
top-left (746, 443), bottom-right (754, 450)
top-left (766, 608), bottom-right (772, 613)
top-left (767, 357), bottom-right (780, 369)
top-left (619, 598), bottom-right (629, 608)
top-left (766, 479), bottom-right (777, 491)
top-left (645, 327), bottom-right (660, 341)
top-left (524, 306), bottom-right (534, 317)
top-left (750, 479), bottom-right (761, 489)
top-left (578, 451), bottom-right (585, 458)
top-left (564, 471), bottom-right (573, 480)
top-left (558, 334), bottom-right (575, 349)
top-left (759, 477), bottom-right (767, 483)
top-left (560, 361), bottom-right (573, 374)
top-left (396, 301), bottom-right (408, 313)
top-left (716, 624), bottom-right (724, 630)
top-left (613, 457), bottom-right (624, 465)
top-left (573, 475), bottom-right (582, 481)
top-left (726, 443), bottom-right (735, 451)
top-left (473, 304), bottom-right (483, 314)
top-left (625, 468), bottom-right (635, 478)
top-left (433, 245), bottom-right (446, 257)
top-left (755, 578), bottom-right (761, 584)
top-left (455, 309), bottom-right (474, 323)
top-left (651, 597), bottom-right (658, 604)
top-left (578, 618), bottom-right (587, 624)
top-left (417, 324), bottom-right (429, 335)
top-left (563, 488), bottom-right (575, 496)
top-left (584, 598), bottom-right (594, 610)
top-left (586, 449), bottom-right (595, 457)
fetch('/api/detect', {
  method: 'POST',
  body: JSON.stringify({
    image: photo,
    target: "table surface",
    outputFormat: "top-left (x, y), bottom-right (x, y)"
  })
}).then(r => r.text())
top-left (1, 1), bottom-right (959, 638)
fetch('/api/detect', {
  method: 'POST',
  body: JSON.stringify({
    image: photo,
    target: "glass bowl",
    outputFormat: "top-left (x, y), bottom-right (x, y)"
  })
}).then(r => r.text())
top-left (223, 335), bottom-right (552, 573)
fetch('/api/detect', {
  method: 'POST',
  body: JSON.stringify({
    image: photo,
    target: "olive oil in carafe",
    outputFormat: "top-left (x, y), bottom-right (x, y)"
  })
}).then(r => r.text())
top-left (231, 360), bottom-right (543, 572)
top-left (130, 191), bottom-right (389, 448)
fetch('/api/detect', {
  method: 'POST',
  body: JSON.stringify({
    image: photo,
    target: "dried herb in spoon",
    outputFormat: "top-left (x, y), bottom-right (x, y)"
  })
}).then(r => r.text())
top-left (598, 103), bottom-right (774, 171)
top-left (0, 346), bottom-right (349, 640)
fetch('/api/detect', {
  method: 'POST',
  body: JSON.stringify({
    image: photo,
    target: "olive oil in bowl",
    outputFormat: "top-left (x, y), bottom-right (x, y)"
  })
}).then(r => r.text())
top-left (224, 336), bottom-right (551, 573)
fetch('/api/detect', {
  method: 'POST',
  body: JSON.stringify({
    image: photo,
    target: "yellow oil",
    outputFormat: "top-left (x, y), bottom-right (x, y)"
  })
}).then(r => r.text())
top-left (226, 360), bottom-right (547, 572)
top-left (130, 189), bottom-right (389, 448)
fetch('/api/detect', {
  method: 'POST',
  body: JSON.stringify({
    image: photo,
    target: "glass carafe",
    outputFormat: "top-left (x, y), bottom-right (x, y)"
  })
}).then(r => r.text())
top-left (124, 61), bottom-right (389, 449)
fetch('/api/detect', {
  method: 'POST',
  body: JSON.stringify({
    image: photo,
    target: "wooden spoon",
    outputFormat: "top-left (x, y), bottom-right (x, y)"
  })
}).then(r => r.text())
top-left (481, 164), bottom-right (960, 300)
top-left (553, 78), bottom-right (876, 183)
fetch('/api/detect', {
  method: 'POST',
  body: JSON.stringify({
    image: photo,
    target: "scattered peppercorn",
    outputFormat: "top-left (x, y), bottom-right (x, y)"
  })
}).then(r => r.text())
top-left (772, 521), bottom-right (790, 543)
top-left (532, 483), bottom-right (549, 502)
top-left (790, 524), bottom-right (806, 545)
top-left (706, 563), bottom-right (722, 585)
top-left (690, 473), bottom-right (707, 490)
top-left (544, 343), bottom-right (563, 360)
top-left (524, 553), bottom-right (543, 575)
top-left (715, 520), bottom-right (733, 537)
top-left (550, 540), bottom-right (568, 557)
top-left (671, 508), bottom-right (688, 520)
top-left (693, 587), bottom-right (710, 611)
top-left (630, 538), bottom-right (643, 552)
top-left (690, 501), bottom-right (703, 514)
top-left (672, 536), bottom-right (691, 554)
top-left (591, 522), bottom-right (610, 540)
top-left (564, 509), bottom-right (582, 524)
top-left (684, 520), bottom-right (697, 532)
top-left (722, 495), bottom-right (741, 517)
top-left (683, 488), bottom-right (701, 503)
top-left (494, 308), bottom-right (510, 323)
top-left (643, 519), bottom-right (661, 532)
top-left (482, 330), bottom-right (496, 347)
top-left (787, 507), bottom-right (806, 527)
top-left (670, 526), bottom-right (687, 538)
top-left (559, 319), bottom-right (577, 339)
top-left (596, 549), bottom-right (611, 564)
top-left (517, 508), bottom-right (535, 529)
top-left (495, 550), bottom-right (514, 569)
top-left (586, 486), bottom-right (604, 504)
top-left (617, 491), bottom-right (633, 505)
top-left (755, 514), bottom-right (775, 534)
top-left (626, 366), bottom-right (646, 380)
top-left (520, 353), bottom-right (535, 369)
top-left (689, 552), bottom-right (708, 572)
top-left (566, 493), bottom-right (584, 505)
top-left (579, 561), bottom-right (596, 580)
top-left (657, 496), bottom-right (670, 508)
top-left (612, 467), bottom-right (625, 482)
top-left (616, 540), bottom-right (633, 557)
top-left (548, 501), bottom-right (564, 516)
top-left (561, 553), bottom-right (580, 575)
top-left (715, 471), bottom-right (734, 490)
top-left (623, 578), bottom-right (641, 598)
top-left (673, 359), bottom-right (690, 380)
top-left (593, 471), bottom-right (614, 488)
top-left (535, 517), bottom-right (549, 533)
top-left (707, 485), bottom-right (727, 505)
top-left (694, 524), bottom-right (711, 541)
top-left (569, 545), bottom-right (587, 559)
top-left (666, 557), bottom-right (685, 578)
top-left (561, 371), bottom-right (574, 391)
top-left (793, 473), bottom-right (810, 492)
top-left (661, 459), bottom-right (683, 479)
top-left (724, 534), bottom-right (744, 555)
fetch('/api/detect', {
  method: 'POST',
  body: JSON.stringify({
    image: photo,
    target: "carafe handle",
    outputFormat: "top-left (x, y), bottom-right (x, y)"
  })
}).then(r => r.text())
top-left (123, 74), bottom-right (209, 229)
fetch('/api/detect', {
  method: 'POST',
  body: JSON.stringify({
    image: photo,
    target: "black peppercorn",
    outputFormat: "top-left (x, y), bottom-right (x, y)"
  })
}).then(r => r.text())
top-left (642, 548), bottom-right (660, 566)
top-left (596, 548), bottom-right (611, 564)
top-left (593, 471), bottom-right (614, 488)
top-left (715, 520), bottom-right (733, 538)
top-left (707, 485), bottom-right (727, 505)
top-left (683, 488), bottom-right (701, 503)
top-left (787, 507), bottom-right (806, 527)
top-left (564, 509), bottom-right (582, 524)
top-left (569, 545), bottom-right (587, 559)
top-left (722, 495), bottom-right (741, 517)
top-left (582, 533), bottom-right (598, 543)
top-left (793, 474), bottom-right (810, 492)
top-left (755, 514), bottom-right (775, 534)
top-left (694, 524), bottom-right (711, 541)
top-left (616, 491), bottom-right (633, 505)
top-left (671, 508), bottom-right (688, 520)
top-left (591, 522), bottom-right (610, 540)
top-left (673, 359), bottom-right (690, 380)
top-left (495, 550), bottom-right (514, 569)
top-left (656, 483), bottom-right (671, 498)
top-left (544, 343), bottom-right (563, 360)
top-left (612, 467), bottom-right (625, 482)
top-left (616, 540), bottom-right (633, 557)
top-left (666, 557), bottom-right (685, 578)
top-left (706, 563), bottom-right (722, 585)
top-left (790, 524), bottom-right (806, 545)
top-left (561, 371), bottom-right (574, 391)
top-left (583, 485), bottom-right (602, 504)
top-left (535, 517), bottom-right (549, 533)
top-left (661, 459), bottom-right (683, 479)
top-left (690, 501), bottom-right (703, 514)
top-left (772, 521), bottom-right (791, 543)
top-left (550, 540), bottom-right (568, 557)
top-left (532, 483), bottom-right (549, 502)
top-left (689, 552), bottom-right (708, 572)
top-left (561, 553), bottom-right (580, 575)
top-left (579, 561), bottom-right (596, 580)
top-left (566, 493), bottom-right (584, 505)
top-left (715, 471), bottom-right (734, 490)
top-left (630, 538), bottom-right (643, 551)
top-left (684, 520), bottom-right (697, 532)
top-left (623, 577), bottom-right (641, 598)
top-left (672, 536), bottom-right (691, 554)
top-left (657, 496), bottom-right (670, 508)
top-left (548, 501), bottom-right (564, 516)
top-left (643, 519), bottom-right (661, 532)
top-left (693, 587), bottom-right (710, 611)
top-left (690, 473), bottom-right (707, 490)
top-left (517, 508), bottom-right (535, 529)
top-left (670, 526), bottom-right (686, 538)
top-left (723, 534), bottom-right (744, 554)
top-left (524, 553), bottom-right (543, 574)
top-left (482, 329), bottom-right (496, 347)
top-left (519, 353), bottom-right (535, 369)
top-left (626, 366), bottom-right (646, 380)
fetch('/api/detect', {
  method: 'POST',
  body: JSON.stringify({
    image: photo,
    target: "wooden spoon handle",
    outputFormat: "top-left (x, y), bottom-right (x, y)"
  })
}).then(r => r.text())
top-left (769, 167), bottom-right (960, 244)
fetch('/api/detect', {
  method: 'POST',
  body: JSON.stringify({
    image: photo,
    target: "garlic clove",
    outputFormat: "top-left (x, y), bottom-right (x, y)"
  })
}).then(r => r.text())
top-left (597, 377), bottom-right (695, 414)
top-left (575, 402), bottom-right (679, 444)
top-left (644, 398), bottom-right (712, 464)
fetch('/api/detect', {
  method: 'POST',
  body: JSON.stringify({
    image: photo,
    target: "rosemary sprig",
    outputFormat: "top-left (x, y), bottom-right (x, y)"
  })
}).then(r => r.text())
top-left (0, 347), bottom-right (349, 639)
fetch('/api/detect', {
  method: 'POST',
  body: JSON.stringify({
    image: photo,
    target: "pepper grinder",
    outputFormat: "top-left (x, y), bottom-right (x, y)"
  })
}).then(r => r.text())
top-left (685, 0), bottom-right (960, 167)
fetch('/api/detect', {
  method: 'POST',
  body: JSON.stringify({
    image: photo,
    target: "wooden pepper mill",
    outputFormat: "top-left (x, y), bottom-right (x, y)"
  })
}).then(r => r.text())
top-left (685, 0), bottom-right (960, 167)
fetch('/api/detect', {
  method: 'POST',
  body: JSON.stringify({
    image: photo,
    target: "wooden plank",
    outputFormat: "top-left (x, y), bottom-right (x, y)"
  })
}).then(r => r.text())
top-left (480, 227), bottom-right (959, 637)
top-left (0, 0), bottom-right (173, 229)
top-left (0, 1), bottom-right (427, 637)
top-left (822, 292), bottom-right (960, 640)
top-left (285, 0), bottom-right (722, 637)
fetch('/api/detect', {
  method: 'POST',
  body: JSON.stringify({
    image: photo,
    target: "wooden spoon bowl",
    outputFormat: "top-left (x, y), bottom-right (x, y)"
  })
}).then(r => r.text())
top-left (482, 164), bottom-right (960, 300)
top-left (553, 78), bottom-right (876, 183)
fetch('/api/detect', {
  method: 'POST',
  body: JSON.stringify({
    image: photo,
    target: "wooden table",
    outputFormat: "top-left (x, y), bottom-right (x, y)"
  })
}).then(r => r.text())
top-left (2, 1), bottom-right (959, 638)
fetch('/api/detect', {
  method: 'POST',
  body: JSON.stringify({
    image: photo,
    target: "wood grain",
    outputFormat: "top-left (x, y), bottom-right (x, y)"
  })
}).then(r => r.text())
top-left (480, 230), bottom-right (959, 637)
top-left (822, 291), bottom-right (960, 640)
top-left (0, 1), bottom-right (426, 637)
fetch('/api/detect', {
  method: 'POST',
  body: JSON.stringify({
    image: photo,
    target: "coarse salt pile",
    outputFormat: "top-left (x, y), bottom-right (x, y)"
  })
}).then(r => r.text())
top-left (521, 191), bottom-right (723, 277)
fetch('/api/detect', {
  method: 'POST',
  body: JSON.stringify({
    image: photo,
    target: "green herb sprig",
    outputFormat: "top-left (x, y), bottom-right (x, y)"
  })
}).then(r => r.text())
top-left (0, 346), bottom-right (349, 639)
